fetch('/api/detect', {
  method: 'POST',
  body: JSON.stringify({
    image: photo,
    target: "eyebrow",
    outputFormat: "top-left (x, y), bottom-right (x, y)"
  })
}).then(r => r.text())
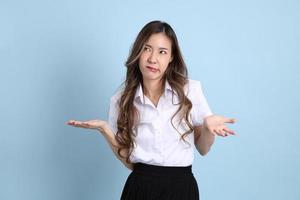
top-left (145, 44), bottom-right (169, 51)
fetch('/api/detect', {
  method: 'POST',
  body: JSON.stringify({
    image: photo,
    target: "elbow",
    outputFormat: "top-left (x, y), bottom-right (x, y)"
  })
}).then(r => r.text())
top-left (199, 150), bottom-right (208, 156)
top-left (198, 146), bottom-right (211, 156)
top-left (125, 163), bottom-right (134, 171)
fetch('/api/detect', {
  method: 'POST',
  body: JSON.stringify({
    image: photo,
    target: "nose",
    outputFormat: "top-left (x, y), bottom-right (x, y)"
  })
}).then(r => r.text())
top-left (147, 51), bottom-right (157, 64)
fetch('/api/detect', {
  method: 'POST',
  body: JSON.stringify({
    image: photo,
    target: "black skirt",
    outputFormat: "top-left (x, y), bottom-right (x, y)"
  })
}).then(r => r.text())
top-left (120, 162), bottom-right (199, 200)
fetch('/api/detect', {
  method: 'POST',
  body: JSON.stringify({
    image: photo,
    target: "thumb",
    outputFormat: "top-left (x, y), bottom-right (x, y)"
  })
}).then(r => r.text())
top-left (226, 118), bottom-right (237, 123)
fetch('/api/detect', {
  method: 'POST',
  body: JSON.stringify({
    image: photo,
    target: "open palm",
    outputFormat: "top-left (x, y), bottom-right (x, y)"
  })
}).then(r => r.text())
top-left (204, 115), bottom-right (237, 137)
top-left (66, 119), bottom-right (108, 133)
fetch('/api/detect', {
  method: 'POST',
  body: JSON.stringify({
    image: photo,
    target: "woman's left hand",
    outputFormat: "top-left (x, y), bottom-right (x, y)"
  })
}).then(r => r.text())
top-left (203, 115), bottom-right (237, 137)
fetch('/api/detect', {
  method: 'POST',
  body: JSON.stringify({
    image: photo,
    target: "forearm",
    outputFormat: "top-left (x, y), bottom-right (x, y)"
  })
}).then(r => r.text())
top-left (195, 125), bottom-right (215, 156)
top-left (100, 127), bottom-right (134, 171)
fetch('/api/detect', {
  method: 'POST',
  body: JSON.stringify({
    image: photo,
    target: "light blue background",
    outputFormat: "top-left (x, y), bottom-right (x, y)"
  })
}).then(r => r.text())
top-left (1, 0), bottom-right (299, 199)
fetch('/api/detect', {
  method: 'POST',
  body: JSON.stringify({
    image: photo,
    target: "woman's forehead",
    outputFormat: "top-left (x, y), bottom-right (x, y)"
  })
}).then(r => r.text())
top-left (145, 33), bottom-right (172, 49)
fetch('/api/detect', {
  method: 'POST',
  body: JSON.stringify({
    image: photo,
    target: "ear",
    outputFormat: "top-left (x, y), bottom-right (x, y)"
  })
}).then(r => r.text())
top-left (169, 55), bottom-right (173, 63)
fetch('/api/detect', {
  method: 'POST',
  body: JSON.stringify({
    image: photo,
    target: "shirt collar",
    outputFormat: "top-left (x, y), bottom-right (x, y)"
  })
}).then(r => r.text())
top-left (134, 80), bottom-right (177, 103)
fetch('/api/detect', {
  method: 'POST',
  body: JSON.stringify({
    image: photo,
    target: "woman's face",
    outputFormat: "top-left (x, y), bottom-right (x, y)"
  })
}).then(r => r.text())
top-left (139, 33), bottom-right (173, 82)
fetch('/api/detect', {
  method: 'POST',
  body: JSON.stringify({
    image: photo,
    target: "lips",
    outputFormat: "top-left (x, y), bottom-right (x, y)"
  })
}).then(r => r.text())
top-left (146, 66), bottom-right (158, 72)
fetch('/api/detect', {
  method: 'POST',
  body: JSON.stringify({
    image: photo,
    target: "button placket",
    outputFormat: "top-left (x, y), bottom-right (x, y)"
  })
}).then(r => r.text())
top-left (152, 110), bottom-right (164, 154)
top-left (152, 109), bottom-right (160, 133)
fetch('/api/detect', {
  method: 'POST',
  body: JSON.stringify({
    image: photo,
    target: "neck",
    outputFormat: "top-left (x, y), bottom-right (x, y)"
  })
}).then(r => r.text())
top-left (142, 78), bottom-right (164, 99)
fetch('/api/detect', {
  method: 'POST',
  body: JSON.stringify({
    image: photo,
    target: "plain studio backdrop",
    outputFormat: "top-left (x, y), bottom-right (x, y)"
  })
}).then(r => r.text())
top-left (0, 0), bottom-right (299, 199)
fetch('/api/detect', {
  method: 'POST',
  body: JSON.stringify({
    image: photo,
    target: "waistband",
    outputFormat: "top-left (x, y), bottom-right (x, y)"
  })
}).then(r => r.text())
top-left (132, 162), bottom-right (193, 177)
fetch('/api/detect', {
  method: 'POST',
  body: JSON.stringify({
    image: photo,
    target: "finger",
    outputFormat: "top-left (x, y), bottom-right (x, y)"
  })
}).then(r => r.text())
top-left (67, 121), bottom-right (77, 126)
top-left (218, 128), bottom-right (227, 137)
top-left (223, 127), bottom-right (235, 135)
top-left (218, 128), bottom-right (225, 135)
top-left (214, 129), bottom-right (225, 137)
top-left (83, 121), bottom-right (97, 126)
top-left (76, 124), bottom-right (90, 129)
top-left (208, 128), bottom-right (217, 136)
top-left (73, 121), bottom-right (80, 125)
top-left (81, 122), bottom-right (100, 130)
top-left (82, 121), bottom-right (96, 126)
top-left (66, 120), bottom-right (75, 125)
top-left (73, 121), bottom-right (82, 127)
top-left (73, 121), bottom-right (88, 128)
top-left (225, 118), bottom-right (237, 124)
top-left (81, 122), bottom-right (92, 128)
top-left (213, 129), bottom-right (220, 136)
top-left (220, 129), bottom-right (227, 137)
top-left (68, 120), bottom-right (81, 125)
top-left (222, 130), bottom-right (228, 137)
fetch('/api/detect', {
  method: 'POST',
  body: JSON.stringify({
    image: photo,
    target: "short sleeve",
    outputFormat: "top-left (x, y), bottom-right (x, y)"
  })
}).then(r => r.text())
top-left (190, 80), bottom-right (213, 126)
top-left (107, 95), bottom-right (119, 135)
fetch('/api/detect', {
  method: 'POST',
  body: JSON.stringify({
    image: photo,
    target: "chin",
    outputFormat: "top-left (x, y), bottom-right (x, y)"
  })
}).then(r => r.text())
top-left (143, 75), bottom-right (162, 81)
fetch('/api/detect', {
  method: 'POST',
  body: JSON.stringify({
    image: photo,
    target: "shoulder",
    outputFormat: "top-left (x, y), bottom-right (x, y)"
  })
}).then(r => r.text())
top-left (185, 78), bottom-right (206, 103)
top-left (186, 78), bottom-right (202, 93)
top-left (109, 87), bottom-right (124, 104)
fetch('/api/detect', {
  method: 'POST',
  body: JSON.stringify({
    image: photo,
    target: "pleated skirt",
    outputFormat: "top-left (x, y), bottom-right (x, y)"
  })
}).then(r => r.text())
top-left (120, 162), bottom-right (199, 200)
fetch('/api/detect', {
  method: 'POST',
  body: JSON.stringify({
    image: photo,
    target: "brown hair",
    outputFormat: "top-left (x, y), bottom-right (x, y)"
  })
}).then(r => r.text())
top-left (115, 20), bottom-right (194, 164)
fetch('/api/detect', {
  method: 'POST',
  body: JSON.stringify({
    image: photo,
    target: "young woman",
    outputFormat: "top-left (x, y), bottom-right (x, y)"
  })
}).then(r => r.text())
top-left (67, 20), bottom-right (237, 200)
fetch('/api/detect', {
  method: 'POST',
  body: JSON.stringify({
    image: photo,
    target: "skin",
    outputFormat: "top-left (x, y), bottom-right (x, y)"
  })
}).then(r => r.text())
top-left (138, 33), bottom-right (173, 106)
top-left (66, 32), bottom-right (237, 168)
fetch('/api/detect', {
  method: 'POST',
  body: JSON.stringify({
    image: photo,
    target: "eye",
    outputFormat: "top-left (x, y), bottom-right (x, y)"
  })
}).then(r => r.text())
top-left (144, 46), bottom-right (151, 51)
top-left (160, 50), bottom-right (167, 54)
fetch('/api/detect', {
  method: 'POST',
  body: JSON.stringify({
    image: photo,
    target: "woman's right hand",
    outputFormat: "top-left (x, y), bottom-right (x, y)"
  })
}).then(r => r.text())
top-left (66, 119), bottom-right (109, 134)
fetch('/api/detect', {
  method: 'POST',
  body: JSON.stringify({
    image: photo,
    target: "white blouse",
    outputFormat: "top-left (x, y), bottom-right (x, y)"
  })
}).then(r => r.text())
top-left (107, 79), bottom-right (213, 167)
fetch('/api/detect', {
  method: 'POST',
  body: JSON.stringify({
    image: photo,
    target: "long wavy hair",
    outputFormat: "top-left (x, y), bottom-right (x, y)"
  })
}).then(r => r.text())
top-left (115, 20), bottom-right (194, 164)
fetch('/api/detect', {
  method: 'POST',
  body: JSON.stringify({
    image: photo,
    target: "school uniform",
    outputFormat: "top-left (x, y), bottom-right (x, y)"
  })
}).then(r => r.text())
top-left (108, 79), bottom-right (213, 200)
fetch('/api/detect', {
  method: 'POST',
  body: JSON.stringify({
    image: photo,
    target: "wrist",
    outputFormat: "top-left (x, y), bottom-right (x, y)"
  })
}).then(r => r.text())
top-left (201, 122), bottom-right (214, 137)
top-left (97, 122), bottom-right (108, 135)
top-left (103, 123), bottom-right (115, 136)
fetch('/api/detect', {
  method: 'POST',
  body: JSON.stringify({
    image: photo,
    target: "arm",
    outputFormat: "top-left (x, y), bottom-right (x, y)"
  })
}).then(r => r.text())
top-left (101, 125), bottom-right (134, 171)
top-left (194, 124), bottom-right (215, 156)
top-left (66, 119), bottom-right (134, 170)
top-left (104, 94), bottom-right (135, 170)
top-left (194, 115), bottom-right (237, 156)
